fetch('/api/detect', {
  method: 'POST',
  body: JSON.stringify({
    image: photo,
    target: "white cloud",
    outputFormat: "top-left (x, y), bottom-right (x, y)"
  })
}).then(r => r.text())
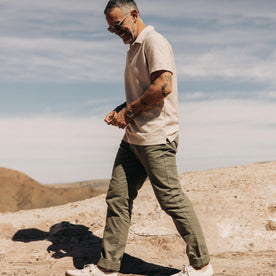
top-left (177, 98), bottom-right (276, 173)
top-left (0, 116), bottom-right (123, 183)
top-left (1, 0), bottom-right (276, 85)
top-left (257, 90), bottom-right (276, 100)
top-left (141, 0), bottom-right (276, 21)
top-left (1, 0), bottom-right (276, 183)
top-left (1, 98), bottom-right (275, 183)
top-left (180, 91), bottom-right (206, 101)
top-left (177, 48), bottom-right (276, 84)
top-left (0, 36), bottom-right (125, 82)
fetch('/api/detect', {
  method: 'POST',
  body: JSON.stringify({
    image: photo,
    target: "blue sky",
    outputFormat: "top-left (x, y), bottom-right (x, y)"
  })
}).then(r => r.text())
top-left (1, 0), bottom-right (276, 184)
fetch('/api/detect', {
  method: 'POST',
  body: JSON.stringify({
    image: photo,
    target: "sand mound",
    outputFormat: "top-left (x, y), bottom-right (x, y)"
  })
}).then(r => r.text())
top-left (0, 167), bottom-right (108, 212)
top-left (0, 162), bottom-right (275, 275)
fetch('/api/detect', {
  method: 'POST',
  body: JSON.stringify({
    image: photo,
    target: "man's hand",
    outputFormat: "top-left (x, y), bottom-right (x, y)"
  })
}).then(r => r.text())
top-left (104, 108), bottom-right (131, 129)
top-left (105, 110), bottom-right (116, 125)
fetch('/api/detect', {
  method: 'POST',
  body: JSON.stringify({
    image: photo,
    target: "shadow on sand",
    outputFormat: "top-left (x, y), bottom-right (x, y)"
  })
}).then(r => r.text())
top-left (12, 221), bottom-right (179, 276)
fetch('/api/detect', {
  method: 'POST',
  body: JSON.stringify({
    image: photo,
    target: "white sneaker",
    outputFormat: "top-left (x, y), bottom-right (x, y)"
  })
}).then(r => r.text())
top-left (171, 263), bottom-right (213, 276)
top-left (65, 264), bottom-right (118, 276)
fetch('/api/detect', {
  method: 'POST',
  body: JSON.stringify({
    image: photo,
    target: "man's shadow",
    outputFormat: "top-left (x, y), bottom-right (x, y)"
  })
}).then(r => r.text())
top-left (12, 221), bottom-right (179, 275)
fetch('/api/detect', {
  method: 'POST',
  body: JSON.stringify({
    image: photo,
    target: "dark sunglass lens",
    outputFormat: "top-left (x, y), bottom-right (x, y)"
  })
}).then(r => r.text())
top-left (114, 24), bottom-right (122, 31)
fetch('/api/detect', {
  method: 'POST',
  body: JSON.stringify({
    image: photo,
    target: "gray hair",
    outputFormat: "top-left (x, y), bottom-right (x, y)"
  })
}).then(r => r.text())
top-left (104, 0), bottom-right (140, 16)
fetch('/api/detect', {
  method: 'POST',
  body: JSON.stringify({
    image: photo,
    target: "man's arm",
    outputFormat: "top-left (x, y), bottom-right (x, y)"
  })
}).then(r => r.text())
top-left (127, 70), bottom-right (172, 116)
top-left (104, 70), bottom-right (172, 128)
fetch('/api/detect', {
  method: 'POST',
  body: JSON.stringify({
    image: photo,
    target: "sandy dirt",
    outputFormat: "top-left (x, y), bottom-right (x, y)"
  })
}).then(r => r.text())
top-left (0, 161), bottom-right (275, 275)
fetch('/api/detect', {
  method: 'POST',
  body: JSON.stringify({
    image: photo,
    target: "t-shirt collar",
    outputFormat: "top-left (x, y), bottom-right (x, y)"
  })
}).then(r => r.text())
top-left (131, 25), bottom-right (155, 45)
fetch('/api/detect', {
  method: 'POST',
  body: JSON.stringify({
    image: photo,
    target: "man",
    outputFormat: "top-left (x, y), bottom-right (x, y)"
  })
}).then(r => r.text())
top-left (66, 1), bottom-right (213, 276)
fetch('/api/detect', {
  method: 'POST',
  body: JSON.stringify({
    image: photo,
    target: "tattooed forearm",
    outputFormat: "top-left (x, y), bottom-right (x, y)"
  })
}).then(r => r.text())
top-left (138, 99), bottom-right (158, 111)
top-left (162, 83), bottom-right (168, 97)
top-left (140, 100), bottom-right (148, 106)
top-left (161, 73), bottom-right (172, 97)
top-left (147, 86), bottom-right (155, 93)
top-left (165, 74), bottom-right (172, 82)
top-left (127, 71), bottom-right (173, 116)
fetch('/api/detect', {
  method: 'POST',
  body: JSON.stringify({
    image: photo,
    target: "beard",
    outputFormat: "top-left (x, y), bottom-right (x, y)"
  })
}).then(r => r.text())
top-left (118, 29), bottom-right (135, 45)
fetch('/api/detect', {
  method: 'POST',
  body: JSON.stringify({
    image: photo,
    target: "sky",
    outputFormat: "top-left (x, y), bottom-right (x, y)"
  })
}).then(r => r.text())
top-left (1, 0), bottom-right (276, 184)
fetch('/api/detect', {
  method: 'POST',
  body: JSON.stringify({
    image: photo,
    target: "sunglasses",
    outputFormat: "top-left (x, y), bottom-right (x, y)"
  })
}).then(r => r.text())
top-left (107, 14), bottom-right (130, 33)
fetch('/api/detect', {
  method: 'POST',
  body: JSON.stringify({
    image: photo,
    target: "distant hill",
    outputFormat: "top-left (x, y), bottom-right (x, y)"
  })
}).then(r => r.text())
top-left (0, 167), bottom-right (108, 212)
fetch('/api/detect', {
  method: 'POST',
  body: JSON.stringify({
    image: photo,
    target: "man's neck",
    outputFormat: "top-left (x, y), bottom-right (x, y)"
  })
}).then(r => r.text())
top-left (136, 20), bottom-right (146, 37)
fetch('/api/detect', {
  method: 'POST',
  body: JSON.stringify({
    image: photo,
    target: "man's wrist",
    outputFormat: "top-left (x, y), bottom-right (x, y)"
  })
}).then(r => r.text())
top-left (125, 106), bottom-right (134, 118)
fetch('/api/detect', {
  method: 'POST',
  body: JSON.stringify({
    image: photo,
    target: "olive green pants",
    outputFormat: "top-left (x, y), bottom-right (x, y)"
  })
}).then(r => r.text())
top-left (97, 138), bottom-right (210, 271)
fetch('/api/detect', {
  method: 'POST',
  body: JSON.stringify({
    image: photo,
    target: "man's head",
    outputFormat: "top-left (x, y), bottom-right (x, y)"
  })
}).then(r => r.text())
top-left (104, 0), bottom-right (145, 45)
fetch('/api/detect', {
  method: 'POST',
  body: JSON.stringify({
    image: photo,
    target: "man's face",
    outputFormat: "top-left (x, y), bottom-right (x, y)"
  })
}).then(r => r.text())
top-left (106, 7), bottom-right (137, 44)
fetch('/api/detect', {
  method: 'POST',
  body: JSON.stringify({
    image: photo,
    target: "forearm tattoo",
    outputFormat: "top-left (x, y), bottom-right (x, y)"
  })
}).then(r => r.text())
top-left (129, 73), bottom-right (172, 113)
top-left (162, 74), bottom-right (172, 97)
top-left (162, 83), bottom-right (168, 97)
top-left (140, 100), bottom-right (148, 106)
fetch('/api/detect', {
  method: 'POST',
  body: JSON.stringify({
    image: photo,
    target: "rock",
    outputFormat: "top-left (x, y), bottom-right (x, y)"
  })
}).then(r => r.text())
top-left (266, 220), bottom-right (276, 231)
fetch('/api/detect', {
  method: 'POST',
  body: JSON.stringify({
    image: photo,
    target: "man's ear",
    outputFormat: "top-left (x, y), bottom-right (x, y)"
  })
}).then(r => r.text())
top-left (130, 9), bottom-right (138, 20)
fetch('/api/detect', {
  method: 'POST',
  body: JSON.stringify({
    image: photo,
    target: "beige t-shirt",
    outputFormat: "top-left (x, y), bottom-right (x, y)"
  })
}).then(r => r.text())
top-left (123, 26), bottom-right (179, 145)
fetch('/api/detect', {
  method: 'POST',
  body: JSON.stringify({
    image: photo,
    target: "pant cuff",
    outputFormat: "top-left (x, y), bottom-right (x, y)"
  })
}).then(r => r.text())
top-left (97, 256), bottom-right (121, 272)
top-left (190, 254), bottom-right (210, 269)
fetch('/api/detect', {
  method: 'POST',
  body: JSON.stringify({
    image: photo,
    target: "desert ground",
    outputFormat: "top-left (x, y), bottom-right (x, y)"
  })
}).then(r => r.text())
top-left (0, 161), bottom-right (275, 275)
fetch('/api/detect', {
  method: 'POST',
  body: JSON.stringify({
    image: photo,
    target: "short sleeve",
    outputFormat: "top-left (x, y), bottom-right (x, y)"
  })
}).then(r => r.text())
top-left (144, 31), bottom-right (175, 75)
